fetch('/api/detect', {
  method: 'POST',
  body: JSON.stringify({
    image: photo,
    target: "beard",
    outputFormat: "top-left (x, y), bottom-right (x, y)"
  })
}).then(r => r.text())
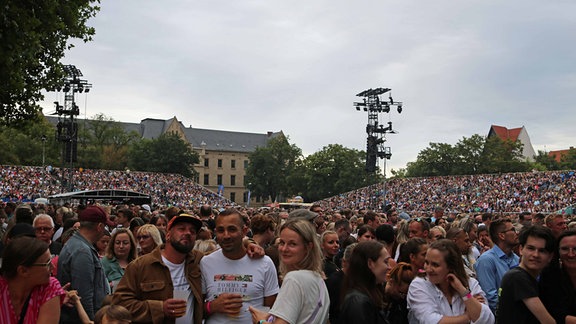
top-left (170, 236), bottom-right (193, 254)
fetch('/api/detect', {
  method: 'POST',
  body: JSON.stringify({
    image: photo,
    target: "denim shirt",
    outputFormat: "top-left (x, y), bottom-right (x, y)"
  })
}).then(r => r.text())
top-left (474, 245), bottom-right (519, 312)
top-left (57, 232), bottom-right (110, 322)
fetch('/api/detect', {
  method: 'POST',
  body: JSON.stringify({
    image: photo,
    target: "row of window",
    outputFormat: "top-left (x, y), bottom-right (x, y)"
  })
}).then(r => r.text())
top-left (203, 174), bottom-right (243, 186)
top-left (204, 158), bottom-right (249, 169)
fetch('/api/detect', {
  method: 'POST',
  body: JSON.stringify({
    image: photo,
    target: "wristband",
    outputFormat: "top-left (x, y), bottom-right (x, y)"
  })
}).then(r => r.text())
top-left (206, 300), bottom-right (212, 314)
top-left (461, 289), bottom-right (472, 301)
top-left (258, 321), bottom-right (266, 324)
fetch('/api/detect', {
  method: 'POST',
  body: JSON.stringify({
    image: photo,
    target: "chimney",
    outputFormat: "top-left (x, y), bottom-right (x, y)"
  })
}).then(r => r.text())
top-left (267, 131), bottom-right (273, 137)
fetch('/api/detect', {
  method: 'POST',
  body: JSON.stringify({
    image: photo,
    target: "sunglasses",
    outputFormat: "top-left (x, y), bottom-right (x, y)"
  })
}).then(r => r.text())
top-left (31, 256), bottom-right (54, 269)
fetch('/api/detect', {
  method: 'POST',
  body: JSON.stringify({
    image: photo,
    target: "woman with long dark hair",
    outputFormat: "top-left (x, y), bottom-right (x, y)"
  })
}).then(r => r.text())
top-left (407, 239), bottom-right (493, 323)
top-left (540, 229), bottom-right (576, 323)
top-left (339, 240), bottom-right (391, 324)
top-left (0, 236), bottom-right (66, 323)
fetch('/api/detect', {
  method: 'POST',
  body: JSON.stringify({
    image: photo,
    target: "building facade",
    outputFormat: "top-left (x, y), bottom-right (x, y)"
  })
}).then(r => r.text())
top-left (46, 115), bottom-right (282, 205)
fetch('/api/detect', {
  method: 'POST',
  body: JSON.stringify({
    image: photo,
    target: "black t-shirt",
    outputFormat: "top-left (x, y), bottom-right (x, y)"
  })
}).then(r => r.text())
top-left (540, 264), bottom-right (576, 324)
top-left (496, 267), bottom-right (540, 324)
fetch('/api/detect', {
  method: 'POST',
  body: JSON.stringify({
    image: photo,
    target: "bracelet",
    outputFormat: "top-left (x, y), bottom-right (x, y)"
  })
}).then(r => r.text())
top-left (258, 320), bottom-right (266, 324)
top-left (461, 289), bottom-right (472, 301)
top-left (206, 300), bottom-right (212, 314)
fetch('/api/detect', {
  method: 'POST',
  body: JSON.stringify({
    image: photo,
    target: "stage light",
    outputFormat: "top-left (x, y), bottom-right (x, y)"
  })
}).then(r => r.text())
top-left (397, 105), bottom-right (402, 113)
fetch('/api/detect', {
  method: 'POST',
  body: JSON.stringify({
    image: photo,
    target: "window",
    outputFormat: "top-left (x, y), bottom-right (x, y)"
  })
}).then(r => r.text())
top-left (204, 158), bottom-right (209, 167)
top-left (230, 175), bottom-right (236, 186)
top-left (217, 175), bottom-right (222, 185)
top-left (231, 159), bottom-right (236, 169)
top-left (244, 160), bottom-right (249, 169)
top-left (230, 192), bottom-right (236, 202)
top-left (217, 159), bottom-right (223, 168)
top-left (203, 174), bottom-right (209, 185)
top-left (243, 191), bottom-right (248, 203)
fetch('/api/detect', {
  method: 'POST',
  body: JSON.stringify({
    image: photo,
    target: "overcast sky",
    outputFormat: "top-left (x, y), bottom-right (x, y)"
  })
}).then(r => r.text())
top-left (42, 0), bottom-right (576, 172)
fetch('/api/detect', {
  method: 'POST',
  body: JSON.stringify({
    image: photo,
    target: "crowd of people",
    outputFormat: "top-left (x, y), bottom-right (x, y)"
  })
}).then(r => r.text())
top-left (0, 165), bottom-right (232, 208)
top-left (1, 197), bottom-right (576, 323)
top-left (1, 164), bottom-right (576, 323)
top-left (319, 170), bottom-right (576, 215)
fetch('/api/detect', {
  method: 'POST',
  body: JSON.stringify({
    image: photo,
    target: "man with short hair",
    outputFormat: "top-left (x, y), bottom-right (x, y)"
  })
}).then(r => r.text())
top-left (200, 204), bottom-right (215, 232)
top-left (496, 225), bottom-right (556, 324)
top-left (408, 218), bottom-right (430, 240)
top-left (474, 219), bottom-right (519, 312)
top-left (519, 212), bottom-right (533, 228)
top-left (532, 213), bottom-right (545, 226)
top-left (446, 227), bottom-right (475, 278)
top-left (33, 214), bottom-right (62, 255)
top-left (201, 208), bottom-right (278, 323)
top-left (363, 211), bottom-right (381, 229)
top-left (545, 214), bottom-right (567, 238)
top-left (115, 208), bottom-right (134, 230)
top-left (58, 205), bottom-right (114, 323)
top-left (113, 213), bottom-right (205, 324)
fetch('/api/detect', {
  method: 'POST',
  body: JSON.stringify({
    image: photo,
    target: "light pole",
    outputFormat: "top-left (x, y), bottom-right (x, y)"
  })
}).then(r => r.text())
top-left (41, 135), bottom-right (47, 167)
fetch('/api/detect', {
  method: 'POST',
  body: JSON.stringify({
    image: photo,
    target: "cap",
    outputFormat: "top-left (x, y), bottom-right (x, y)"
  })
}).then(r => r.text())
top-left (141, 204), bottom-right (151, 212)
top-left (288, 209), bottom-right (317, 222)
top-left (167, 214), bottom-right (203, 231)
top-left (79, 206), bottom-right (115, 227)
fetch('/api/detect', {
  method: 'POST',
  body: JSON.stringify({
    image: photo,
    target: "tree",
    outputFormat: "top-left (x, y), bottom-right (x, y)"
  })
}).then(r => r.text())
top-left (560, 148), bottom-right (576, 170)
top-left (0, 1), bottom-right (100, 125)
top-left (406, 142), bottom-right (457, 177)
top-left (77, 114), bottom-right (139, 170)
top-left (0, 115), bottom-right (59, 165)
top-left (533, 150), bottom-right (560, 171)
top-left (406, 134), bottom-right (531, 177)
top-left (479, 136), bottom-right (528, 173)
top-left (245, 136), bottom-right (302, 202)
top-left (128, 132), bottom-right (199, 177)
top-left (297, 144), bottom-right (381, 201)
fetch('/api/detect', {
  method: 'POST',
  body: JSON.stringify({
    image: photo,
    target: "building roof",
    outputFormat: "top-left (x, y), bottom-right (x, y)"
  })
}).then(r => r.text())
top-left (488, 125), bottom-right (523, 141)
top-left (44, 115), bottom-right (281, 153)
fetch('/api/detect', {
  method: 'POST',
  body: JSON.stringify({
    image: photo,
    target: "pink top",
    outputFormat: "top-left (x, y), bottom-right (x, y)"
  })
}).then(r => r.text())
top-left (0, 276), bottom-right (65, 324)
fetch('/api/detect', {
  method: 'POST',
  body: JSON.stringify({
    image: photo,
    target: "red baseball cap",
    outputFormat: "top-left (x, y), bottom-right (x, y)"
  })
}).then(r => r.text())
top-left (79, 206), bottom-right (115, 227)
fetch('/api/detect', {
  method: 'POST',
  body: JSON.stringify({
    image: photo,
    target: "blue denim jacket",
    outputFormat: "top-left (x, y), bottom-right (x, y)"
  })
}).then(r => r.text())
top-left (57, 232), bottom-right (110, 322)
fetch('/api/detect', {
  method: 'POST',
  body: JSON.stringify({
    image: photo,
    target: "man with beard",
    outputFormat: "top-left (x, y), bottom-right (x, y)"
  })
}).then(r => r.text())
top-left (200, 208), bottom-right (278, 323)
top-left (113, 213), bottom-right (205, 324)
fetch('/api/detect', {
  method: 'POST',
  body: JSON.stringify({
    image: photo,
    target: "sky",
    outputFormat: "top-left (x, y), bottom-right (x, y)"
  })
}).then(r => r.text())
top-left (41, 0), bottom-right (576, 172)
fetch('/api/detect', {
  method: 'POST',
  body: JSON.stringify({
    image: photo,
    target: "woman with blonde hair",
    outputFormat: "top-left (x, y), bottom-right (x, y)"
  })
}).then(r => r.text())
top-left (101, 228), bottom-right (137, 290)
top-left (321, 230), bottom-right (340, 278)
top-left (135, 224), bottom-right (162, 256)
top-left (250, 218), bottom-right (329, 324)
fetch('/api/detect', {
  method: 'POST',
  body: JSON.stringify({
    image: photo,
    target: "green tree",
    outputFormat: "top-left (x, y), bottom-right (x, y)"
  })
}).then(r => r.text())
top-left (406, 142), bottom-right (457, 177)
top-left (533, 150), bottom-right (560, 171)
top-left (77, 114), bottom-right (139, 169)
top-left (479, 136), bottom-right (528, 173)
top-left (560, 148), bottom-right (576, 170)
top-left (0, 0), bottom-right (100, 125)
top-left (245, 136), bottom-right (302, 202)
top-left (406, 134), bottom-right (531, 177)
top-left (128, 132), bottom-right (199, 177)
top-left (0, 115), bottom-right (59, 165)
top-left (298, 144), bottom-right (380, 201)
top-left (453, 134), bottom-right (486, 175)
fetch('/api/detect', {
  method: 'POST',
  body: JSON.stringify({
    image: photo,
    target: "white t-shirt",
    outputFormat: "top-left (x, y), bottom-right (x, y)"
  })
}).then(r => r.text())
top-left (269, 270), bottom-right (330, 324)
top-left (162, 255), bottom-right (194, 324)
top-left (200, 249), bottom-right (279, 324)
